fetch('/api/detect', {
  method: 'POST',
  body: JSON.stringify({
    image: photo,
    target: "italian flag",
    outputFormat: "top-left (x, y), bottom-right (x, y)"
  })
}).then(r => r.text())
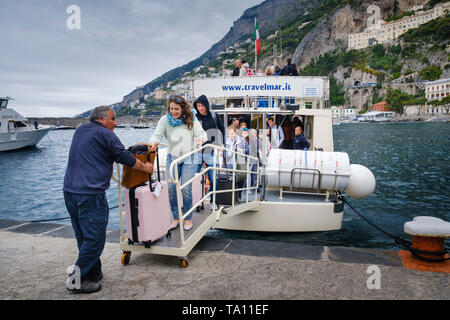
top-left (254, 19), bottom-right (261, 55)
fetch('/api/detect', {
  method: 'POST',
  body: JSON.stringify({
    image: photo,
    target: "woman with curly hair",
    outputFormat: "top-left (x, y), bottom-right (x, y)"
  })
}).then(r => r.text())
top-left (149, 95), bottom-right (207, 231)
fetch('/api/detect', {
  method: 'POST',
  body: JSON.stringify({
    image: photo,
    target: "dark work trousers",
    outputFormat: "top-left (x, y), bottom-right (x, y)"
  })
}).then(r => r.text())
top-left (64, 191), bottom-right (108, 282)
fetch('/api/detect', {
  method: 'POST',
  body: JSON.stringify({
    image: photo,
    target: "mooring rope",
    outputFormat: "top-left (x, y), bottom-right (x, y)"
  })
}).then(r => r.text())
top-left (338, 195), bottom-right (449, 263)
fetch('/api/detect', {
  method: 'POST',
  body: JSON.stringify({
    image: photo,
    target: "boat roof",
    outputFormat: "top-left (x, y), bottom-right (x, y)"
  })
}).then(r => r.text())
top-left (192, 76), bottom-right (329, 99)
top-left (212, 108), bottom-right (333, 117)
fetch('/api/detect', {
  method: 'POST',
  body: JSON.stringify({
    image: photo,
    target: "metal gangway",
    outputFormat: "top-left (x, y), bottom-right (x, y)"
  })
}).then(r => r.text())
top-left (112, 144), bottom-right (260, 267)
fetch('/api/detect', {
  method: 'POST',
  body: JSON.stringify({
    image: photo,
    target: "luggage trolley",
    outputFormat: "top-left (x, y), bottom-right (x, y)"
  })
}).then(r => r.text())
top-left (112, 144), bottom-right (259, 268)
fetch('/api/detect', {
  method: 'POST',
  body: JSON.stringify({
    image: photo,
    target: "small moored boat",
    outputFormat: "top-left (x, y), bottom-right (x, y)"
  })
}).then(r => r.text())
top-left (0, 97), bottom-right (51, 151)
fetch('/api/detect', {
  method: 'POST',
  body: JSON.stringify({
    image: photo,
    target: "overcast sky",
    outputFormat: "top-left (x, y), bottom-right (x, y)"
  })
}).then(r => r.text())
top-left (0, 0), bottom-right (263, 117)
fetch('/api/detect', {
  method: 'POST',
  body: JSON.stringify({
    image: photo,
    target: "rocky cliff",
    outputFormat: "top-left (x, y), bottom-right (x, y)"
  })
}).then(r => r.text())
top-left (292, 0), bottom-right (429, 68)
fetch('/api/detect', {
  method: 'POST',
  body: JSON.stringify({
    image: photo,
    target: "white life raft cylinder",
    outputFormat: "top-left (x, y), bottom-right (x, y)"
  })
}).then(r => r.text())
top-left (265, 149), bottom-right (375, 198)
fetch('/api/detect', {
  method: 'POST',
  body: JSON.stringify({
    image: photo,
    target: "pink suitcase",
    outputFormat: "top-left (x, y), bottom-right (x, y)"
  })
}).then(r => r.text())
top-left (125, 181), bottom-right (171, 248)
top-left (177, 173), bottom-right (205, 212)
top-left (124, 149), bottom-right (171, 248)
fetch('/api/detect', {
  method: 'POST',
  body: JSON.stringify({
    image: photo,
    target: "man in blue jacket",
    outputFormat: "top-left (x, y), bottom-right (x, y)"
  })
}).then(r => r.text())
top-left (64, 106), bottom-right (152, 294)
top-left (293, 125), bottom-right (310, 150)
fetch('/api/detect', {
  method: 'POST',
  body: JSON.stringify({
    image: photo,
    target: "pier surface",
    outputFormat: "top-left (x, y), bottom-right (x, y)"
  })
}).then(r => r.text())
top-left (0, 219), bottom-right (448, 300)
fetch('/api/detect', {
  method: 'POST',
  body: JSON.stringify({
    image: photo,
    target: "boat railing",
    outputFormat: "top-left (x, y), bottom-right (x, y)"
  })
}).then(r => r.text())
top-left (271, 167), bottom-right (330, 201)
top-left (289, 168), bottom-right (322, 194)
top-left (168, 143), bottom-right (260, 247)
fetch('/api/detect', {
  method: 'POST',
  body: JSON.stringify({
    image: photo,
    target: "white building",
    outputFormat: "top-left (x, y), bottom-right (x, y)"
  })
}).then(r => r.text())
top-left (344, 108), bottom-right (356, 118)
top-left (425, 78), bottom-right (450, 101)
top-left (330, 106), bottom-right (344, 118)
top-left (348, 3), bottom-right (449, 50)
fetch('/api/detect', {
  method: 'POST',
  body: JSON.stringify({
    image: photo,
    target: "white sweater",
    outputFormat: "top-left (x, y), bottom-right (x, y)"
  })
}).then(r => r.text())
top-left (149, 114), bottom-right (207, 157)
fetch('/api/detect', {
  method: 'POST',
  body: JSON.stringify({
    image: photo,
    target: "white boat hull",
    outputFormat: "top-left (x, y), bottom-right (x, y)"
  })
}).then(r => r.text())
top-left (214, 200), bottom-right (343, 232)
top-left (0, 128), bottom-right (50, 151)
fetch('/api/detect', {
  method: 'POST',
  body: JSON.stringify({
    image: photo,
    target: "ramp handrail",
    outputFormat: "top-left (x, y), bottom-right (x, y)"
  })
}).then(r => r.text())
top-left (168, 143), bottom-right (259, 246)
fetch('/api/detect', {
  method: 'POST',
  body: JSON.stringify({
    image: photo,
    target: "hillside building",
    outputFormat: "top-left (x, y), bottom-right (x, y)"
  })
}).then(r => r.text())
top-left (372, 101), bottom-right (389, 111)
top-left (348, 3), bottom-right (449, 50)
top-left (425, 78), bottom-right (450, 101)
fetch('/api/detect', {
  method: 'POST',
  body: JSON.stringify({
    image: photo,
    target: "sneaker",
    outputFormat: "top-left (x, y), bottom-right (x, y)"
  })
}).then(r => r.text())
top-left (169, 219), bottom-right (179, 230)
top-left (67, 280), bottom-right (102, 294)
top-left (183, 220), bottom-right (193, 231)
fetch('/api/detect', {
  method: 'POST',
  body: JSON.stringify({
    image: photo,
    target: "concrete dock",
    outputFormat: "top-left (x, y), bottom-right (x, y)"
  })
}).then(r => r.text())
top-left (0, 219), bottom-right (448, 300)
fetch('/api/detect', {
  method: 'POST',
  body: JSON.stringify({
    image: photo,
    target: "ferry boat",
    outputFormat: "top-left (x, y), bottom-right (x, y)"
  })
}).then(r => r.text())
top-left (355, 111), bottom-right (395, 122)
top-left (152, 76), bottom-right (376, 232)
top-left (0, 97), bottom-right (51, 151)
top-left (115, 76), bottom-right (377, 266)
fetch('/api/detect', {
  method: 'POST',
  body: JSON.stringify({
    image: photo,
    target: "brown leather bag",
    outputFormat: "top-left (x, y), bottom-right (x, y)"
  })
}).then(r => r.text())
top-left (121, 143), bottom-right (156, 189)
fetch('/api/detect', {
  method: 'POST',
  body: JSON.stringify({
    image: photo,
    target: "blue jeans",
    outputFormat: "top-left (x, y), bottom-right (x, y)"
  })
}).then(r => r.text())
top-left (64, 191), bottom-right (108, 282)
top-left (195, 152), bottom-right (216, 202)
top-left (166, 153), bottom-right (194, 221)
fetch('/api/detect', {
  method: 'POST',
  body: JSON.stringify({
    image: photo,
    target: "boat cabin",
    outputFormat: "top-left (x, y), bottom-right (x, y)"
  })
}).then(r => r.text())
top-left (0, 97), bottom-right (30, 134)
top-left (0, 97), bottom-right (9, 109)
top-left (190, 76), bottom-right (334, 153)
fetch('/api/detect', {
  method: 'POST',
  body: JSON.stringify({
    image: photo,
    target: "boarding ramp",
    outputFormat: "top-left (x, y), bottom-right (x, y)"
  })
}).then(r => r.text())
top-left (113, 144), bottom-right (259, 267)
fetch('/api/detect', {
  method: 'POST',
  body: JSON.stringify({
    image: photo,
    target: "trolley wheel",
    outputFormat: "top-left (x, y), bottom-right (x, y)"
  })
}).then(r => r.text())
top-left (121, 251), bottom-right (131, 265)
top-left (181, 258), bottom-right (189, 268)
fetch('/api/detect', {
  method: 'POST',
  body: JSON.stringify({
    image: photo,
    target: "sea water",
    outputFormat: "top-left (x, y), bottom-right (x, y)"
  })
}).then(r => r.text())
top-left (0, 122), bottom-right (448, 249)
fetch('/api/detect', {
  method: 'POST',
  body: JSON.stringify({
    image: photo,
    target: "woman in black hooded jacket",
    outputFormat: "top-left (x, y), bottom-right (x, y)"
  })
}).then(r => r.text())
top-left (193, 95), bottom-right (225, 207)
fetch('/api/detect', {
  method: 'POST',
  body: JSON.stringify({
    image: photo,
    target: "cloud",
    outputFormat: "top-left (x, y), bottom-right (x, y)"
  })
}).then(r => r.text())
top-left (0, 0), bottom-right (263, 117)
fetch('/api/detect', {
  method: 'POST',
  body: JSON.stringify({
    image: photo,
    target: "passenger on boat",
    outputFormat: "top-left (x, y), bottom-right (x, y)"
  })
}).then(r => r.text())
top-left (265, 66), bottom-right (274, 76)
top-left (259, 128), bottom-right (271, 160)
top-left (193, 94), bottom-right (225, 208)
top-left (64, 106), bottom-right (153, 294)
top-left (248, 129), bottom-right (260, 187)
top-left (239, 60), bottom-right (253, 77)
top-left (279, 117), bottom-right (294, 149)
top-left (240, 128), bottom-right (250, 155)
top-left (293, 125), bottom-right (310, 150)
top-left (236, 128), bottom-right (251, 193)
top-left (223, 127), bottom-right (246, 199)
top-left (232, 59), bottom-right (242, 77)
top-left (231, 117), bottom-right (240, 131)
top-left (238, 121), bottom-right (248, 137)
top-left (223, 127), bottom-right (243, 170)
top-left (267, 117), bottom-right (284, 149)
top-left (149, 95), bottom-right (207, 231)
top-left (280, 58), bottom-right (298, 76)
top-left (273, 65), bottom-right (281, 76)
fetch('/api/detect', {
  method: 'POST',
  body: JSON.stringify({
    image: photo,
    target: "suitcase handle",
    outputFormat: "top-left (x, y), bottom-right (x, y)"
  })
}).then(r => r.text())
top-left (148, 148), bottom-right (161, 192)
